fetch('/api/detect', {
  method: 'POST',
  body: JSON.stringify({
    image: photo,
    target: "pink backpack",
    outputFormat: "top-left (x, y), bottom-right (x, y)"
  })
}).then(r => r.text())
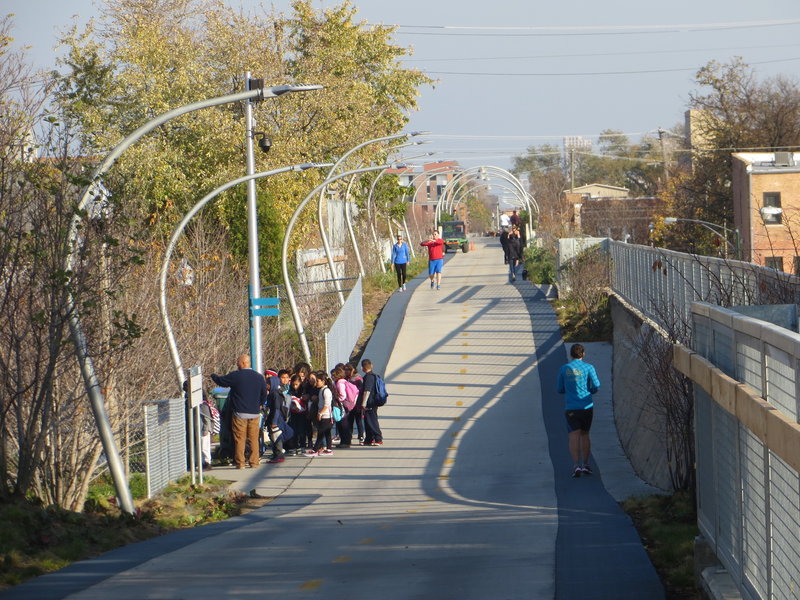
top-left (341, 379), bottom-right (359, 411)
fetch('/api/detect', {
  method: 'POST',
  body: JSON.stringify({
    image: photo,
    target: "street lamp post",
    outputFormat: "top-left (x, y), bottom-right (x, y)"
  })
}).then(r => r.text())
top-left (68, 79), bottom-right (321, 514)
top-left (243, 73), bottom-right (323, 373)
top-left (662, 217), bottom-right (741, 260)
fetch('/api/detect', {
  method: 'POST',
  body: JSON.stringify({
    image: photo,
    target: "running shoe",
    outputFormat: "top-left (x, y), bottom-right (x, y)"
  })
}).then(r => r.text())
top-left (402, 283), bottom-right (406, 291)
top-left (572, 467), bottom-right (582, 478)
top-left (436, 285), bottom-right (440, 290)
top-left (319, 449), bottom-right (334, 455)
top-left (304, 450), bottom-right (318, 457)
top-left (268, 456), bottom-right (285, 464)
top-left (430, 281), bottom-right (434, 289)
top-left (370, 440), bottom-right (383, 446)
top-left (581, 465), bottom-right (593, 475)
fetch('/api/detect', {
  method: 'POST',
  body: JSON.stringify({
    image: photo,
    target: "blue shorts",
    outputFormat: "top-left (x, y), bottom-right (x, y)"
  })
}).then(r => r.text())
top-left (428, 258), bottom-right (443, 275)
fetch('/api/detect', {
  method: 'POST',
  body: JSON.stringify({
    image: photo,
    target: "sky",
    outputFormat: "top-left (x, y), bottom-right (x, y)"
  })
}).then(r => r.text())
top-left (6, 0), bottom-right (800, 183)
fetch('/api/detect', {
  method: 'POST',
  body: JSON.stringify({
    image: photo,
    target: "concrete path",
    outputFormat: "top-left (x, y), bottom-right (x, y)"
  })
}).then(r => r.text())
top-left (2, 239), bottom-right (663, 600)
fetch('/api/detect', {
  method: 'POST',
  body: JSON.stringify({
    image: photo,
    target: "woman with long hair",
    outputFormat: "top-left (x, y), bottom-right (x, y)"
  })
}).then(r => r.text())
top-left (305, 371), bottom-right (336, 456)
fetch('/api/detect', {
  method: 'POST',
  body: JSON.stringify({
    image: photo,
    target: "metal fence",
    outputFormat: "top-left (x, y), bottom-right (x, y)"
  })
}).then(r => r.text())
top-left (143, 397), bottom-right (187, 498)
top-left (691, 303), bottom-right (800, 600)
top-left (324, 275), bottom-right (363, 372)
top-left (606, 241), bottom-right (800, 335)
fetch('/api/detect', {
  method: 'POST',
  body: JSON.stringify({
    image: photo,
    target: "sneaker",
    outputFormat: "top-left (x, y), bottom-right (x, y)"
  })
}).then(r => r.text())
top-left (398, 287), bottom-right (403, 292)
top-left (332, 435), bottom-right (340, 443)
top-left (572, 467), bottom-right (582, 478)
top-left (581, 465), bottom-right (593, 475)
top-left (430, 281), bottom-right (435, 289)
top-left (369, 440), bottom-right (383, 446)
top-left (436, 285), bottom-right (440, 290)
top-left (319, 449), bottom-right (334, 455)
top-left (268, 456), bottom-right (285, 464)
top-left (402, 283), bottom-right (406, 291)
top-left (304, 450), bottom-right (318, 457)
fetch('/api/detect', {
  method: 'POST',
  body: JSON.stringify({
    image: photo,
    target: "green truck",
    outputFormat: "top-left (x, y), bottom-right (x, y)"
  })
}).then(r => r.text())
top-left (442, 220), bottom-right (469, 253)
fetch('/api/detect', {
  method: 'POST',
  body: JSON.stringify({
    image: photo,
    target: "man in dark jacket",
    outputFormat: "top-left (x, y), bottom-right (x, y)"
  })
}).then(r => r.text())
top-left (507, 227), bottom-right (523, 282)
top-left (210, 354), bottom-right (267, 469)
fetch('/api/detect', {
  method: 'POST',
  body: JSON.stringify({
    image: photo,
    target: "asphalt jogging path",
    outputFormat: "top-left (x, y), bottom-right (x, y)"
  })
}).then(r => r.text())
top-left (3, 238), bottom-right (663, 600)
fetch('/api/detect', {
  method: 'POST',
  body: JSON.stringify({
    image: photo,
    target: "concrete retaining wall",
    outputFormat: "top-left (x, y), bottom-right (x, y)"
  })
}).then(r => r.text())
top-left (610, 295), bottom-right (673, 491)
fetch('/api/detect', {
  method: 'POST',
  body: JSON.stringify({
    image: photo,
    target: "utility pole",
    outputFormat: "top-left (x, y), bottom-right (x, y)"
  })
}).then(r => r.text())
top-left (657, 127), bottom-right (670, 186)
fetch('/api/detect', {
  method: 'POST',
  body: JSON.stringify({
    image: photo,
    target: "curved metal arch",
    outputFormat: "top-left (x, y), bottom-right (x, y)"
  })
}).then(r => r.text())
top-left (282, 164), bottom-right (395, 364)
top-left (159, 163), bottom-right (332, 392)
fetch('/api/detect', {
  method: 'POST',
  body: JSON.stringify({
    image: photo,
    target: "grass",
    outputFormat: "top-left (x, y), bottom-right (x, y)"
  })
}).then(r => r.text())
top-left (622, 492), bottom-right (700, 600)
top-left (0, 475), bottom-right (268, 591)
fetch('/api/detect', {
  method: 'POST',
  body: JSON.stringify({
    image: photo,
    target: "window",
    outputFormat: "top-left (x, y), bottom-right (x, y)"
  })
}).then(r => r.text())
top-left (762, 192), bottom-right (782, 224)
top-left (765, 256), bottom-right (784, 271)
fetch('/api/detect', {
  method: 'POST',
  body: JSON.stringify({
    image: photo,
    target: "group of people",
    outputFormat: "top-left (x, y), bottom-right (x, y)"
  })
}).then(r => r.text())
top-left (391, 229), bottom-right (446, 293)
top-left (209, 356), bottom-right (384, 469)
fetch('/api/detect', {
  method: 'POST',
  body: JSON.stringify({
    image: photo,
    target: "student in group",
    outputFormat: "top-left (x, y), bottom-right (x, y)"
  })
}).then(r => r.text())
top-left (332, 365), bottom-right (359, 447)
top-left (306, 371), bottom-right (335, 456)
top-left (286, 374), bottom-right (307, 455)
top-left (391, 233), bottom-right (411, 292)
top-left (359, 359), bottom-right (383, 446)
top-left (344, 362), bottom-right (365, 444)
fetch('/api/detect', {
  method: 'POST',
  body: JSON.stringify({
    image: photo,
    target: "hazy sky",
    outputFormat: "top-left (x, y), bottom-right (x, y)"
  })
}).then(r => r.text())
top-left (7, 0), bottom-right (800, 175)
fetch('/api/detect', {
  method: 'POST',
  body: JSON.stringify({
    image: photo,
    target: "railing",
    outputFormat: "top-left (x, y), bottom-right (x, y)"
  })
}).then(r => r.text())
top-left (324, 275), bottom-right (363, 372)
top-left (605, 241), bottom-right (800, 335)
top-left (143, 397), bottom-right (186, 498)
top-left (674, 303), bottom-right (800, 600)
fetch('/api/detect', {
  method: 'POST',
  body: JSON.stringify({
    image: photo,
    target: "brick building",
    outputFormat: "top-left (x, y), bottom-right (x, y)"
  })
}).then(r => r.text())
top-left (732, 152), bottom-right (800, 273)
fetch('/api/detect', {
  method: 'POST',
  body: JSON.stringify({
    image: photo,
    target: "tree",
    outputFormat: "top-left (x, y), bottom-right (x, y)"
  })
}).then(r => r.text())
top-left (667, 58), bottom-right (800, 245)
top-left (56, 0), bottom-right (432, 284)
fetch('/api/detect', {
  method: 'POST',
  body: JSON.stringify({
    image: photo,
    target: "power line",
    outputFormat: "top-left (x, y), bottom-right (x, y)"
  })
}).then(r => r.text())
top-left (394, 19), bottom-right (800, 37)
top-left (401, 43), bottom-right (800, 63)
top-left (420, 56), bottom-right (800, 77)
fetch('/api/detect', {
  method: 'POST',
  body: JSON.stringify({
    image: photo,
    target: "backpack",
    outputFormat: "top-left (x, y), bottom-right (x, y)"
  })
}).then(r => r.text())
top-left (342, 379), bottom-right (359, 411)
top-left (373, 374), bottom-right (388, 407)
top-left (332, 399), bottom-right (345, 423)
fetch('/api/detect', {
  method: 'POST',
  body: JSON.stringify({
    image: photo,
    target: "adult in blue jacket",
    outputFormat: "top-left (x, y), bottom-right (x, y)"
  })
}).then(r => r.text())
top-left (211, 354), bottom-right (267, 469)
top-left (557, 343), bottom-right (600, 478)
top-left (390, 233), bottom-right (411, 292)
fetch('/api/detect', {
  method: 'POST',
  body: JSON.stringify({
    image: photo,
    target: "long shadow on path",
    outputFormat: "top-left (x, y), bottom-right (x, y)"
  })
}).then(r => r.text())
top-left (526, 285), bottom-right (665, 600)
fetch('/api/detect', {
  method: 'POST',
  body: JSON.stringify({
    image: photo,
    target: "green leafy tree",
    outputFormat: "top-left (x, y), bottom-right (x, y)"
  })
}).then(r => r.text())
top-left (56, 0), bottom-right (431, 283)
top-left (670, 58), bottom-right (800, 239)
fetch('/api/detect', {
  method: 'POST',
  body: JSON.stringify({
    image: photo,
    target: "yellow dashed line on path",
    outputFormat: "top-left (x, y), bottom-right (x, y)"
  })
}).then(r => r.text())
top-left (333, 556), bottom-right (351, 563)
top-left (453, 416), bottom-right (461, 422)
top-left (457, 385), bottom-right (464, 390)
top-left (359, 538), bottom-right (375, 544)
top-left (444, 458), bottom-right (454, 465)
top-left (456, 400), bottom-right (463, 406)
top-left (299, 579), bottom-right (323, 590)
top-left (462, 342), bottom-right (469, 347)
top-left (448, 445), bottom-right (457, 450)
top-left (462, 333), bottom-right (469, 336)
top-left (461, 354), bottom-right (468, 359)
top-left (460, 369), bottom-right (467, 374)
top-left (438, 475), bottom-right (449, 479)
